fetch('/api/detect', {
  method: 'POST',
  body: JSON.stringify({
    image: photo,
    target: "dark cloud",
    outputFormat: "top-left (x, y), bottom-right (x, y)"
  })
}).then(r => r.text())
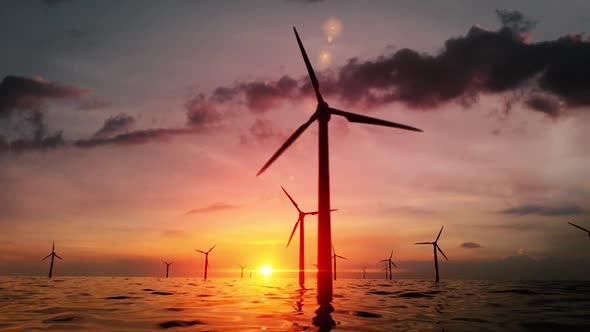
top-left (185, 94), bottom-right (222, 127)
top-left (461, 242), bottom-right (482, 249)
top-left (498, 203), bottom-right (584, 216)
top-left (525, 95), bottom-right (562, 118)
top-left (0, 75), bottom-right (90, 117)
top-left (205, 11), bottom-right (590, 118)
top-left (186, 203), bottom-right (239, 215)
top-left (240, 118), bottom-right (286, 145)
top-left (75, 127), bottom-right (197, 148)
top-left (93, 114), bottom-right (135, 138)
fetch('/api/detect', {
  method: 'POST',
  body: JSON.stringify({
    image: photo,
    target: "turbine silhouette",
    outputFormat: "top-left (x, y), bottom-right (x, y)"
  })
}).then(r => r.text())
top-left (240, 265), bottom-right (246, 279)
top-left (163, 261), bottom-right (174, 278)
top-left (41, 241), bottom-right (62, 279)
top-left (195, 244), bottom-right (216, 280)
top-left (283, 186), bottom-right (337, 287)
top-left (415, 226), bottom-right (448, 282)
top-left (379, 250), bottom-right (398, 280)
top-left (568, 222), bottom-right (590, 237)
top-left (256, 26), bottom-right (422, 304)
top-left (383, 264), bottom-right (388, 280)
top-left (331, 246), bottom-right (346, 281)
top-left (362, 265), bottom-right (367, 279)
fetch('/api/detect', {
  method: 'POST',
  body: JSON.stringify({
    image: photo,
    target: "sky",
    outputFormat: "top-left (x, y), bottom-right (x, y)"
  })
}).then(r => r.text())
top-left (1, 0), bottom-right (590, 279)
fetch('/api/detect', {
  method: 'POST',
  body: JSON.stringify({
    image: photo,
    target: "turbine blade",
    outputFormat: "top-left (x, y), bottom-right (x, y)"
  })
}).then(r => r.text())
top-left (195, 249), bottom-right (206, 254)
top-left (52, 241), bottom-right (55, 251)
top-left (281, 186), bottom-right (302, 213)
top-left (42, 254), bottom-right (51, 261)
top-left (307, 211), bottom-right (319, 216)
top-left (330, 209), bottom-right (338, 212)
top-left (568, 222), bottom-right (590, 233)
top-left (55, 254), bottom-right (62, 260)
top-left (434, 226), bottom-right (445, 242)
top-left (415, 242), bottom-right (431, 245)
top-left (164, 261), bottom-right (168, 265)
top-left (256, 113), bottom-right (317, 176)
top-left (337, 255), bottom-right (347, 259)
top-left (379, 259), bottom-right (388, 262)
top-left (330, 108), bottom-right (422, 132)
top-left (437, 245), bottom-right (449, 261)
top-left (208, 244), bottom-right (216, 253)
top-left (286, 217), bottom-right (301, 248)
top-left (391, 261), bottom-right (398, 268)
top-left (293, 27), bottom-right (323, 103)
top-left (389, 250), bottom-right (393, 260)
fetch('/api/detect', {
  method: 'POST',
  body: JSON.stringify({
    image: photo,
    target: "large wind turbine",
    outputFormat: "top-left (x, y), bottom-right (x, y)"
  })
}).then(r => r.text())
top-left (256, 27), bottom-right (422, 304)
top-left (42, 241), bottom-right (62, 279)
top-left (568, 222), bottom-right (590, 237)
top-left (415, 226), bottom-right (448, 282)
top-left (163, 261), bottom-right (174, 278)
top-left (331, 246), bottom-right (346, 281)
top-left (195, 244), bottom-right (216, 280)
top-left (379, 250), bottom-right (398, 280)
top-left (283, 186), bottom-right (336, 287)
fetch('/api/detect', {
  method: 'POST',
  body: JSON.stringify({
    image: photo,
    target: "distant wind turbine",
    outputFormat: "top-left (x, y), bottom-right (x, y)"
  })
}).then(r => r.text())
top-left (331, 246), bottom-right (346, 281)
top-left (240, 265), bottom-right (246, 279)
top-left (415, 226), bottom-right (448, 282)
top-left (195, 244), bottom-right (216, 280)
top-left (163, 261), bottom-right (174, 278)
top-left (41, 241), bottom-right (62, 278)
top-left (256, 27), bottom-right (422, 304)
top-left (568, 222), bottom-right (590, 237)
top-left (363, 265), bottom-right (367, 279)
top-left (379, 250), bottom-right (398, 280)
top-left (383, 264), bottom-right (388, 280)
top-left (283, 186), bottom-right (337, 287)
top-left (249, 268), bottom-right (253, 279)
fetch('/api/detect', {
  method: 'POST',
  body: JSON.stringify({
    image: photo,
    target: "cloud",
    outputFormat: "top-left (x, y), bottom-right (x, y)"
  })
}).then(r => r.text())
top-left (74, 127), bottom-right (198, 148)
top-left (498, 203), bottom-right (584, 216)
top-left (460, 242), bottom-right (482, 249)
top-left (0, 75), bottom-right (90, 117)
top-left (185, 94), bottom-right (222, 127)
top-left (240, 118), bottom-right (286, 145)
top-left (186, 203), bottom-right (239, 215)
top-left (92, 114), bottom-right (135, 138)
top-left (205, 10), bottom-right (590, 118)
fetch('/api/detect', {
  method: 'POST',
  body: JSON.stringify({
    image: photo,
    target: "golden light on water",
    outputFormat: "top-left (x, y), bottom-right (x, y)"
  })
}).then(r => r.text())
top-left (322, 17), bottom-right (343, 43)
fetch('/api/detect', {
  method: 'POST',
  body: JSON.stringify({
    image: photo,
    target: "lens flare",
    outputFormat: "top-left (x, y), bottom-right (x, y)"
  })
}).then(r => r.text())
top-left (322, 17), bottom-right (343, 43)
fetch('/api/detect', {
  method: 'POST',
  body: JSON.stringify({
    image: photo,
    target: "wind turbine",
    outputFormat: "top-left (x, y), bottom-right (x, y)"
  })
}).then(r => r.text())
top-left (256, 27), bottom-right (422, 304)
top-left (383, 264), bottom-right (388, 280)
top-left (163, 261), bottom-right (174, 278)
top-left (568, 222), bottom-right (590, 237)
top-left (41, 241), bottom-right (62, 278)
top-left (363, 265), bottom-right (367, 279)
top-left (240, 265), bottom-right (246, 279)
top-left (331, 246), bottom-right (346, 281)
top-left (415, 226), bottom-right (448, 282)
top-left (379, 250), bottom-right (398, 280)
top-left (283, 186), bottom-right (337, 287)
top-left (195, 244), bottom-right (216, 280)
top-left (249, 268), bottom-right (253, 279)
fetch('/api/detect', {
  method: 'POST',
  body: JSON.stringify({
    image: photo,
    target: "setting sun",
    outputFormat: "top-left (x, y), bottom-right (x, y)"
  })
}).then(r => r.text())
top-left (259, 265), bottom-right (274, 276)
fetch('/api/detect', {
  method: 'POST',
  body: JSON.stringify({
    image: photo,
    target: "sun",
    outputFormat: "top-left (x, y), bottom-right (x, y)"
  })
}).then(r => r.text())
top-left (259, 265), bottom-right (274, 276)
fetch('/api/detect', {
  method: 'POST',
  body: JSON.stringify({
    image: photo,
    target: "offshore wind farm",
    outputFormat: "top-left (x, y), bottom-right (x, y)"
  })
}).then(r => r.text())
top-left (1, 1), bottom-right (590, 331)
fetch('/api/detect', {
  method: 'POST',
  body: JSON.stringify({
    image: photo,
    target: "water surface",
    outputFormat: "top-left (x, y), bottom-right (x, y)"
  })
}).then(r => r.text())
top-left (0, 277), bottom-right (588, 331)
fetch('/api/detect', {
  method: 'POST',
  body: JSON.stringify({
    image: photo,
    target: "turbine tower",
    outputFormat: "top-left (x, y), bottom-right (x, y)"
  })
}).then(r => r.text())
top-left (363, 265), bottom-right (367, 279)
top-left (283, 186), bottom-right (336, 287)
top-left (379, 250), bottom-right (398, 280)
top-left (195, 244), bottom-right (216, 280)
top-left (331, 246), bottom-right (346, 281)
top-left (256, 27), bottom-right (422, 304)
top-left (42, 241), bottom-right (62, 279)
top-left (240, 265), bottom-right (246, 279)
top-left (163, 261), bottom-right (174, 278)
top-left (415, 226), bottom-right (448, 282)
top-left (568, 222), bottom-right (590, 237)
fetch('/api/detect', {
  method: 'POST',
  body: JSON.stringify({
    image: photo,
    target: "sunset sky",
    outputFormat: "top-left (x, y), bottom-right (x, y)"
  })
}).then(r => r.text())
top-left (1, 0), bottom-right (590, 279)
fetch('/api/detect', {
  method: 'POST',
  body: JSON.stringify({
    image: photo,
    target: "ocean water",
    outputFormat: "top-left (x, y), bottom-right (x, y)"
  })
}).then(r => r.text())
top-left (0, 277), bottom-right (588, 331)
